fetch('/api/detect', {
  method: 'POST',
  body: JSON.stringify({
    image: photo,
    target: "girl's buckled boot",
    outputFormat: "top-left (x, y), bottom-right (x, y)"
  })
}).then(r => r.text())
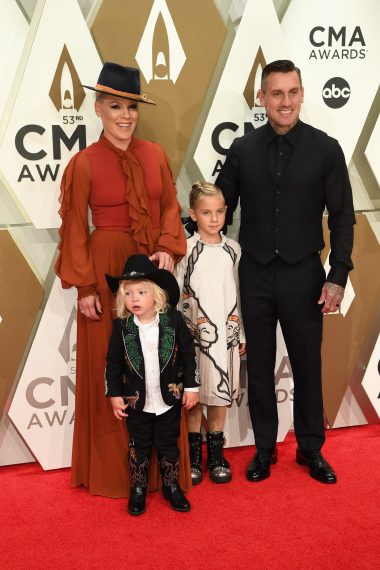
top-left (188, 432), bottom-right (203, 485)
top-left (128, 456), bottom-right (149, 515)
top-left (206, 431), bottom-right (232, 483)
top-left (159, 456), bottom-right (191, 512)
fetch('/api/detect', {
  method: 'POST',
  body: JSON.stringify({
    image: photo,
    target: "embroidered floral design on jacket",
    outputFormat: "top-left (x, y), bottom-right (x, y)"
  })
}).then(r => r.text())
top-left (159, 313), bottom-right (175, 371)
top-left (122, 316), bottom-right (143, 378)
top-left (124, 391), bottom-right (139, 409)
top-left (168, 383), bottom-right (183, 399)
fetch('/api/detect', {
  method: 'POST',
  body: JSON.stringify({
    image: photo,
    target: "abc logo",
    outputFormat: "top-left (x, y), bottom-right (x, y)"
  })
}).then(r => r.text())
top-left (322, 77), bottom-right (351, 108)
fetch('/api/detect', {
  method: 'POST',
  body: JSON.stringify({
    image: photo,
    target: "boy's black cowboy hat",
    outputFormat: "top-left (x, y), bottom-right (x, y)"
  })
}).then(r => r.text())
top-left (105, 254), bottom-right (179, 307)
top-left (82, 62), bottom-right (155, 105)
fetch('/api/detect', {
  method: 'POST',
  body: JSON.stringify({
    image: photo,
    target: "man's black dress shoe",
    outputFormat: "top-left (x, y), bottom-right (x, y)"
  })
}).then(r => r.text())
top-left (296, 448), bottom-right (337, 484)
top-left (246, 447), bottom-right (278, 482)
top-left (162, 483), bottom-right (191, 512)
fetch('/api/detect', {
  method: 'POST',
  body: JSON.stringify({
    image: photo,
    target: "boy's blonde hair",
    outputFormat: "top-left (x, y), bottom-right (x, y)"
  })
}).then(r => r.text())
top-left (115, 279), bottom-right (169, 319)
top-left (189, 181), bottom-right (225, 209)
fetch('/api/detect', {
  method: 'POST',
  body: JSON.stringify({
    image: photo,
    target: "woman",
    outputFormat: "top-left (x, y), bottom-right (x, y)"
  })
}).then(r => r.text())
top-left (55, 62), bottom-right (188, 497)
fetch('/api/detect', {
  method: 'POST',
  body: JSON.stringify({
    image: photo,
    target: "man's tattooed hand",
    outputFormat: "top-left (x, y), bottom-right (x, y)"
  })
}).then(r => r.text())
top-left (318, 281), bottom-right (345, 313)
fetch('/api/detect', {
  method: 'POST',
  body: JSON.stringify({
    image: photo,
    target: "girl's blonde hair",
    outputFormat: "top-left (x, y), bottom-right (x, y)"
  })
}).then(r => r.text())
top-left (189, 181), bottom-right (225, 209)
top-left (115, 279), bottom-right (169, 319)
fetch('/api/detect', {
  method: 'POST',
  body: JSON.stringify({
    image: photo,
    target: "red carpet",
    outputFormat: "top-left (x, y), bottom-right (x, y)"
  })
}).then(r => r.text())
top-left (0, 425), bottom-right (379, 569)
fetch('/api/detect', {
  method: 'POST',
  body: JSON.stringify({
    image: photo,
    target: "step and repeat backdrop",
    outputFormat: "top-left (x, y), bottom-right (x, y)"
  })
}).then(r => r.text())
top-left (0, 0), bottom-right (379, 469)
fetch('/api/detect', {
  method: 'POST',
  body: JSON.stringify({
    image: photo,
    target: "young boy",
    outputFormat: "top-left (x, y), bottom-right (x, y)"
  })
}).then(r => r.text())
top-left (105, 255), bottom-right (199, 515)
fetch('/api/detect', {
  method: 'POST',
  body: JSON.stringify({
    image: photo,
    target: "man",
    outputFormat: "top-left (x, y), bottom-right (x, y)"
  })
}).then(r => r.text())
top-left (216, 60), bottom-right (355, 484)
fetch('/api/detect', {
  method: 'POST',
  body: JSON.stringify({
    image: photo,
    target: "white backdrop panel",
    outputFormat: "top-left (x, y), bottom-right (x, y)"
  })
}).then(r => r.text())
top-left (0, 0), bottom-right (102, 229)
top-left (9, 279), bottom-right (77, 469)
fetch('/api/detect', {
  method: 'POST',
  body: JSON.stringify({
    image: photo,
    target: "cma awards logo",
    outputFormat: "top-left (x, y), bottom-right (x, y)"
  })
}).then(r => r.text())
top-left (15, 45), bottom-right (87, 184)
top-left (210, 47), bottom-right (267, 177)
top-left (26, 307), bottom-right (76, 430)
top-left (135, 0), bottom-right (186, 84)
top-left (49, 45), bottom-right (85, 113)
top-left (309, 26), bottom-right (367, 60)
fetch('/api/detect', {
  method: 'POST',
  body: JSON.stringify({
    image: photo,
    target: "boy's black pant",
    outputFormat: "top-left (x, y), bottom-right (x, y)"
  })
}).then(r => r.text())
top-left (126, 405), bottom-right (181, 460)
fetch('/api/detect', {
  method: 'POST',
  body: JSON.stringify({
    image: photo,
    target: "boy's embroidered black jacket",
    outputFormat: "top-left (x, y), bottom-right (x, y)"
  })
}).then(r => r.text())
top-left (105, 308), bottom-right (198, 409)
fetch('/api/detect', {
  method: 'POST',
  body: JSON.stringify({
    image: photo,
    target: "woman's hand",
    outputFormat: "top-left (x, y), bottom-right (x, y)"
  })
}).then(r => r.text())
top-left (78, 294), bottom-right (102, 320)
top-left (182, 391), bottom-right (199, 410)
top-left (149, 251), bottom-right (174, 272)
top-left (109, 397), bottom-right (128, 420)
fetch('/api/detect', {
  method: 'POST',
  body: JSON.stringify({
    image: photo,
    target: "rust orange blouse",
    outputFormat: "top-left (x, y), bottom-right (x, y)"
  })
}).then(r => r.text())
top-left (55, 136), bottom-right (186, 296)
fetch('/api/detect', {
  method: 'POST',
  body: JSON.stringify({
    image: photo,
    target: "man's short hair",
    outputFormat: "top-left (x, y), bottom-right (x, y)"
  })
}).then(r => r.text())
top-left (261, 60), bottom-right (302, 92)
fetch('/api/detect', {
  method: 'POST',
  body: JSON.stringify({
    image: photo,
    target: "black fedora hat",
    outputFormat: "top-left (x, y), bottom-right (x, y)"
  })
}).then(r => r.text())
top-left (82, 62), bottom-right (155, 105)
top-left (105, 255), bottom-right (179, 307)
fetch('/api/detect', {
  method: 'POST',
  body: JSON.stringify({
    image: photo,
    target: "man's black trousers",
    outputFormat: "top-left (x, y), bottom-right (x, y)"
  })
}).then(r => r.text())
top-left (239, 252), bottom-right (326, 451)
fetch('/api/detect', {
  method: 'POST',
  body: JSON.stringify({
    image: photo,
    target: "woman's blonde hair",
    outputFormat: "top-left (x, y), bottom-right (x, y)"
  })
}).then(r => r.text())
top-left (115, 279), bottom-right (169, 319)
top-left (189, 181), bottom-right (225, 209)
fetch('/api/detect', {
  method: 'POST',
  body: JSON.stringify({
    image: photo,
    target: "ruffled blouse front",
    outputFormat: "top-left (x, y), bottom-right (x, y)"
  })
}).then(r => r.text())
top-left (55, 136), bottom-right (186, 295)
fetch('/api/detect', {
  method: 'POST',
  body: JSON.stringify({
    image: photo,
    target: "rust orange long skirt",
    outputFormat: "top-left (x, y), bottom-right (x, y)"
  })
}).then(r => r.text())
top-left (71, 229), bottom-right (192, 497)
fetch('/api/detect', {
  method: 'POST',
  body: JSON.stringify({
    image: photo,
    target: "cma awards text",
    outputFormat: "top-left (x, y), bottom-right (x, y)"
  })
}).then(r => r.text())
top-left (26, 375), bottom-right (75, 429)
top-left (308, 25), bottom-right (367, 60)
top-left (211, 111), bottom-right (266, 177)
top-left (15, 122), bottom-right (86, 182)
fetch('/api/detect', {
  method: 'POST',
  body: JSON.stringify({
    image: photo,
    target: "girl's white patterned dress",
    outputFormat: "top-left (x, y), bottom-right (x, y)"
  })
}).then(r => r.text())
top-left (175, 232), bottom-right (245, 406)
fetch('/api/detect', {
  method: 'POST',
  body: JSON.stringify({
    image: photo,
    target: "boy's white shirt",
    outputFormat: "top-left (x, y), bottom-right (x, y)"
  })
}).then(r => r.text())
top-left (134, 313), bottom-right (198, 416)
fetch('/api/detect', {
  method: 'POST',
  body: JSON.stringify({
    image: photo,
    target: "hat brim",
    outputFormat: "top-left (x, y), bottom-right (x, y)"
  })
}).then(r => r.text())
top-left (105, 268), bottom-right (180, 307)
top-left (82, 84), bottom-right (156, 105)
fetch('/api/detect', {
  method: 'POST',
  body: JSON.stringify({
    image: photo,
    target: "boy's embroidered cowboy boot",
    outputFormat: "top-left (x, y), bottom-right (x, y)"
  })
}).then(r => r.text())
top-left (128, 456), bottom-right (149, 515)
top-left (159, 456), bottom-right (191, 512)
top-left (206, 431), bottom-right (232, 483)
top-left (188, 432), bottom-right (203, 485)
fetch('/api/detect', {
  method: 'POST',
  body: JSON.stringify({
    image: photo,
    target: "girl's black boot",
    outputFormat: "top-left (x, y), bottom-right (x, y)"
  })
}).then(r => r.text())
top-left (206, 431), bottom-right (232, 483)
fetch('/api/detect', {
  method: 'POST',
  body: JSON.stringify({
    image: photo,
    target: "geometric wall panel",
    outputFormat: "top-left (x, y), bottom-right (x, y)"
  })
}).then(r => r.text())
top-left (0, 415), bottom-right (35, 467)
top-left (0, 0), bottom-right (28, 122)
top-left (0, 0), bottom-right (101, 229)
top-left (332, 386), bottom-right (368, 429)
top-left (321, 214), bottom-right (380, 426)
top-left (365, 113), bottom-right (380, 188)
top-left (362, 333), bottom-right (380, 418)
top-left (8, 278), bottom-right (77, 469)
top-left (0, 231), bottom-right (43, 415)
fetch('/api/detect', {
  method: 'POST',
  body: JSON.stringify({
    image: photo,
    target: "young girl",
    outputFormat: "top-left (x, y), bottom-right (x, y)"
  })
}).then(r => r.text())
top-left (105, 254), bottom-right (199, 515)
top-left (175, 182), bottom-right (246, 484)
